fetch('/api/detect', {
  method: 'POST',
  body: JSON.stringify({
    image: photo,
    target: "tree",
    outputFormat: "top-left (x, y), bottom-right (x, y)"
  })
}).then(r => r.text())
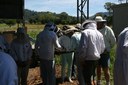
top-left (104, 2), bottom-right (116, 13)
top-left (104, 2), bottom-right (116, 26)
top-left (4, 19), bottom-right (16, 27)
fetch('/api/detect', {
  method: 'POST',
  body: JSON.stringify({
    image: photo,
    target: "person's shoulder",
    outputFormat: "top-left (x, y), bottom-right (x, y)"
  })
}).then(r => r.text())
top-left (105, 25), bottom-right (112, 30)
top-left (0, 52), bottom-right (14, 63)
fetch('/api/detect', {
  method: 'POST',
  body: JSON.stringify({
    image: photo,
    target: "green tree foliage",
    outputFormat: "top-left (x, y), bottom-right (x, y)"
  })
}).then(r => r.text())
top-left (104, 2), bottom-right (116, 13)
top-left (4, 19), bottom-right (16, 27)
top-left (104, 2), bottom-right (116, 26)
top-left (24, 9), bottom-right (77, 25)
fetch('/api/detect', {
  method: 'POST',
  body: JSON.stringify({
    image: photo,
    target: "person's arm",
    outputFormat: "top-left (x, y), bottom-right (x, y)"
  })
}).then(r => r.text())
top-left (35, 34), bottom-right (40, 56)
top-left (108, 27), bottom-right (116, 48)
top-left (76, 32), bottom-right (88, 59)
top-left (123, 31), bottom-right (128, 54)
top-left (27, 42), bottom-right (33, 60)
top-left (71, 35), bottom-right (77, 51)
top-left (100, 35), bottom-right (106, 54)
top-left (53, 34), bottom-right (62, 50)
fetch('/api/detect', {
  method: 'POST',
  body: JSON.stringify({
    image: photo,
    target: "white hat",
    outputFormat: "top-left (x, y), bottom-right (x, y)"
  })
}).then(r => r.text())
top-left (75, 23), bottom-right (81, 29)
top-left (81, 20), bottom-right (96, 30)
top-left (95, 16), bottom-right (106, 22)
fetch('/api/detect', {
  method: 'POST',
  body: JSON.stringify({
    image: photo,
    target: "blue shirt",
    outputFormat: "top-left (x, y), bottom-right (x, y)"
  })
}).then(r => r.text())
top-left (35, 28), bottom-right (61, 60)
top-left (0, 51), bottom-right (18, 85)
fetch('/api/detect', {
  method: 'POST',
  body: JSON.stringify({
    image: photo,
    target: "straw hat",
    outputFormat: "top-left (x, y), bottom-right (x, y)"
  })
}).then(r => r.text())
top-left (64, 26), bottom-right (78, 34)
top-left (95, 16), bottom-right (106, 22)
top-left (75, 23), bottom-right (81, 29)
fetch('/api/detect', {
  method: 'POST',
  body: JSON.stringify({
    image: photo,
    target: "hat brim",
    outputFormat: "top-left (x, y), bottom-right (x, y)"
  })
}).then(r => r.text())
top-left (95, 20), bottom-right (106, 22)
top-left (81, 20), bottom-right (96, 30)
top-left (64, 26), bottom-right (78, 34)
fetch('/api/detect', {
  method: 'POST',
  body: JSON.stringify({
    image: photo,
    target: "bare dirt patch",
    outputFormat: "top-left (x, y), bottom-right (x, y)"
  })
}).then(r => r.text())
top-left (27, 65), bottom-right (78, 85)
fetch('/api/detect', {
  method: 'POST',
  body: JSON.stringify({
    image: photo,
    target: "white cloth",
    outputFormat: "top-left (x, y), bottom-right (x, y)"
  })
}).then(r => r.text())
top-left (0, 51), bottom-right (18, 85)
top-left (114, 27), bottom-right (128, 85)
top-left (99, 25), bottom-right (116, 52)
top-left (71, 32), bottom-right (81, 51)
top-left (77, 22), bottom-right (105, 60)
top-left (35, 28), bottom-right (61, 60)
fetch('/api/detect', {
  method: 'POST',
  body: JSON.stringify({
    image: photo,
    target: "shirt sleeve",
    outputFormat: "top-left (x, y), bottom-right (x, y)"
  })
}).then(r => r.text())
top-left (77, 32), bottom-right (88, 58)
top-left (123, 31), bottom-right (128, 54)
top-left (53, 33), bottom-right (61, 49)
top-left (71, 36), bottom-right (77, 51)
top-left (108, 28), bottom-right (116, 48)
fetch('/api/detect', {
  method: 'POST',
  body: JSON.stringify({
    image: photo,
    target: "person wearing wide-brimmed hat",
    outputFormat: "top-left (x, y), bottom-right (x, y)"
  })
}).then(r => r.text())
top-left (76, 20), bottom-right (105, 85)
top-left (59, 25), bottom-right (78, 83)
top-left (95, 16), bottom-right (116, 85)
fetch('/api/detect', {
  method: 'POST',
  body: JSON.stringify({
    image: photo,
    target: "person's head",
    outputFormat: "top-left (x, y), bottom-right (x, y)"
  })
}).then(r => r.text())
top-left (62, 25), bottom-right (69, 31)
top-left (16, 27), bottom-right (26, 38)
top-left (81, 20), bottom-right (96, 30)
top-left (64, 26), bottom-right (78, 37)
top-left (44, 22), bottom-right (57, 31)
top-left (55, 27), bottom-right (63, 37)
top-left (75, 23), bottom-right (81, 31)
top-left (95, 16), bottom-right (106, 29)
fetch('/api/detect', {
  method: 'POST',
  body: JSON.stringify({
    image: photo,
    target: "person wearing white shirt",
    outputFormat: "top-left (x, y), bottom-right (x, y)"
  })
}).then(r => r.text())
top-left (71, 23), bottom-right (86, 85)
top-left (95, 16), bottom-right (116, 85)
top-left (114, 27), bottom-right (128, 85)
top-left (59, 25), bottom-right (78, 83)
top-left (77, 20), bottom-right (105, 85)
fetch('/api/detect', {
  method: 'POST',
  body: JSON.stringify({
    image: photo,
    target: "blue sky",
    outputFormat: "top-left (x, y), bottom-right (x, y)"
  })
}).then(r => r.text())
top-left (25, 0), bottom-right (124, 16)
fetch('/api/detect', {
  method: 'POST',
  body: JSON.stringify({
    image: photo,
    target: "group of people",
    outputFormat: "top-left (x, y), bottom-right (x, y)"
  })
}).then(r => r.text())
top-left (0, 15), bottom-right (128, 85)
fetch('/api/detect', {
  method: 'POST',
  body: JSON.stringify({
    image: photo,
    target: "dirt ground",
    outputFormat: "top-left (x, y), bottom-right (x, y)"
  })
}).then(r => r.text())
top-left (27, 65), bottom-right (78, 85)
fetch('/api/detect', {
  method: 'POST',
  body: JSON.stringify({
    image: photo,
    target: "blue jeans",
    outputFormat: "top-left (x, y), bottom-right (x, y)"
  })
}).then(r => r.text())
top-left (40, 59), bottom-right (56, 85)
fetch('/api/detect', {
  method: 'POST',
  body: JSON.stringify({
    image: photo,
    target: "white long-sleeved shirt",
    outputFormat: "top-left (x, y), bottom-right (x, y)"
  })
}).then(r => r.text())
top-left (99, 25), bottom-right (116, 52)
top-left (35, 28), bottom-right (61, 60)
top-left (77, 22), bottom-right (105, 60)
top-left (0, 51), bottom-right (18, 85)
top-left (71, 32), bottom-right (81, 51)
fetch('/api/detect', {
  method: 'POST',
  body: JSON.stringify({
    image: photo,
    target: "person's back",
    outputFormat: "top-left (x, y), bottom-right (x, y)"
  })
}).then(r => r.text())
top-left (36, 27), bottom-right (61, 60)
top-left (35, 22), bottom-right (61, 85)
top-left (77, 20), bottom-right (105, 85)
top-left (0, 51), bottom-right (18, 85)
top-left (10, 27), bottom-right (32, 85)
top-left (78, 21), bottom-right (105, 60)
top-left (114, 27), bottom-right (128, 85)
